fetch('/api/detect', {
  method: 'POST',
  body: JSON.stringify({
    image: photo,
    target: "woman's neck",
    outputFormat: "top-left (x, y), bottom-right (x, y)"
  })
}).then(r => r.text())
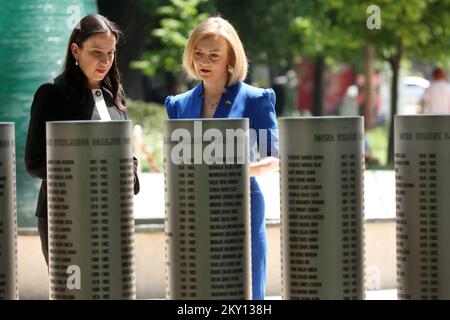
top-left (202, 79), bottom-right (227, 99)
top-left (87, 80), bottom-right (101, 89)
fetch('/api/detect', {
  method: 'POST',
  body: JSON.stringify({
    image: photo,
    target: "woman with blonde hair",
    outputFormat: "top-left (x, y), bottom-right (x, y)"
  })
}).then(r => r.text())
top-left (166, 16), bottom-right (279, 299)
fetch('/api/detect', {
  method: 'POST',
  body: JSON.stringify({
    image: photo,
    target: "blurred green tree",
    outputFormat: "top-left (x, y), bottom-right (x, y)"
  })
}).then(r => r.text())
top-left (287, 0), bottom-right (365, 116)
top-left (132, 0), bottom-right (365, 112)
top-left (217, 1), bottom-right (364, 116)
top-left (131, 1), bottom-right (450, 165)
top-left (215, 0), bottom-right (303, 66)
top-left (131, 0), bottom-right (214, 77)
top-left (98, 0), bottom-right (167, 99)
top-left (334, 0), bottom-right (450, 163)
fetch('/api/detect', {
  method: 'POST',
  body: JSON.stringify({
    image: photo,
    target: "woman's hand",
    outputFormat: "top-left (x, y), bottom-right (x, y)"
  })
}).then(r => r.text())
top-left (250, 156), bottom-right (279, 176)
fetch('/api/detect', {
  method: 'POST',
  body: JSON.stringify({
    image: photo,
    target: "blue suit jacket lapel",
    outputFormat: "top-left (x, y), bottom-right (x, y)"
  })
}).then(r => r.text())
top-left (189, 84), bottom-right (204, 118)
top-left (213, 82), bottom-right (242, 118)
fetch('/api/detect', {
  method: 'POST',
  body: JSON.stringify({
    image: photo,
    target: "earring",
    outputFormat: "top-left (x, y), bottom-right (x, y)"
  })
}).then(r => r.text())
top-left (227, 65), bottom-right (233, 74)
top-left (75, 60), bottom-right (79, 66)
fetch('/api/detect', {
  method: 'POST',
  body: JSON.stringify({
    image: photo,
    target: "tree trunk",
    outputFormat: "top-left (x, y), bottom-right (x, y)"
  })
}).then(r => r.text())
top-left (387, 40), bottom-right (403, 164)
top-left (97, 0), bottom-right (154, 100)
top-left (364, 44), bottom-right (375, 130)
top-left (312, 55), bottom-right (325, 116)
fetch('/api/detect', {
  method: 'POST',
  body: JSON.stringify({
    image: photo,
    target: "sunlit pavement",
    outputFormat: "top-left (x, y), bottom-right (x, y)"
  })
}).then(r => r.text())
top-left (134, 171), bottom-right (398, 300)
top-left (134, 170), bottom-right (396, 221)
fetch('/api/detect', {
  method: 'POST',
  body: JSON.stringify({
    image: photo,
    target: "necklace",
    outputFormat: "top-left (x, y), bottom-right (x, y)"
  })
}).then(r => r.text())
top-left (204, 95), bottom-right (221, 109)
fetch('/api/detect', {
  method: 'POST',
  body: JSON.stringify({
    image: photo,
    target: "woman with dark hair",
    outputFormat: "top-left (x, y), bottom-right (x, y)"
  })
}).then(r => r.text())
top-left (25, 13), bottom-right (140, 266)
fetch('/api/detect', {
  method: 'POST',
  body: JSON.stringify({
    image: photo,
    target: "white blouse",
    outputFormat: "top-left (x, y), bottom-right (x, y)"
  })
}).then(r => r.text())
top-left (91, 89), bottom-right (111, 121)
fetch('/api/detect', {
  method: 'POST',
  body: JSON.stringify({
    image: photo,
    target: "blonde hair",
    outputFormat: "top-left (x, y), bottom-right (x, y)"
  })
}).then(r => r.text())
top-left (183, 16), bottom-right (248, 85)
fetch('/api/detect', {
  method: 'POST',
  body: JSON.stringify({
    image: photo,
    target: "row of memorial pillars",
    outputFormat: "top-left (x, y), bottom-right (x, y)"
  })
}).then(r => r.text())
top-left (2, 121), bottom-right (137, 299)
top-left (163, 117), bottom-right (366, 299)
top-left (163, 115), bottom-right (450, 300)
top-left (1, 116), bottom-right (450, 299)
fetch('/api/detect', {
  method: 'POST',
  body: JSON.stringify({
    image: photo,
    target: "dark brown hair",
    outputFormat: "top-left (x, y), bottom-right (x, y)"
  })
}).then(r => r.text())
top-left (61, 14), bottom-right (126, 111)
top-left (432, 67), bottom-right (446, 80)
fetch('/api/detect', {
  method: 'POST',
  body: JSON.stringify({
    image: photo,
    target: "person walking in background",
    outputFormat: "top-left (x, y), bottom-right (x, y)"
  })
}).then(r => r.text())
top-left (420, 67), bottom-right (450, 114)
top-left (25, 14), bottom-right (140, 266)
top-left (165, 16), bottom-right (279, 299)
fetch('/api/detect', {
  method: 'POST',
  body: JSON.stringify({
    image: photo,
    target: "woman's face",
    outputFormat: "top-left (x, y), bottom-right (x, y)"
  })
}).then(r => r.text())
top-left (71, 31), bottom-right (116, 89)
top-left (193, 35), bottom-right (229, 85)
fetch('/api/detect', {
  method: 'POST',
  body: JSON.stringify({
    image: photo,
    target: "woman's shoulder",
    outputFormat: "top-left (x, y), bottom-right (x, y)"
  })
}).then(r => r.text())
top-left (239, 82), bottom-right (275, 102)
top-left (33, 77), bottom-right (66, 103)
top-left (35, 76), bottom-right (65, 95)
top-left (165, 85), bottom-right (200, 106)
top-left (240, 82), bottom-right (275, 103)
top-left (165, 85), bottom-right (201, 119)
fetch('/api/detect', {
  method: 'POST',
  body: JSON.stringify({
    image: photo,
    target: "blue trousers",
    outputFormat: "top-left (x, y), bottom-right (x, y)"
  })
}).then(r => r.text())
top-left (250, 178), bottom-right (266, 300)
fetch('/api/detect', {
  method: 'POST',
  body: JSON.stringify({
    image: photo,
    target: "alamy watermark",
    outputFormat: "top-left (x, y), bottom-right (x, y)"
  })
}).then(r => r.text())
top-left (66, 265), bottom-right (81, 290)
top-left (366, 5), bottom-right (381, 30)
top-left (66, 5), bottom-right (81, 30)
top-left (167, 121), bottom-right (278, 165)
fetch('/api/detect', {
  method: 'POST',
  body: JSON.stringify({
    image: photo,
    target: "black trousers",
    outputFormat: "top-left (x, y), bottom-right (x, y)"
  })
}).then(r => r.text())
top-left (37, 217), bottom-right (49, 267)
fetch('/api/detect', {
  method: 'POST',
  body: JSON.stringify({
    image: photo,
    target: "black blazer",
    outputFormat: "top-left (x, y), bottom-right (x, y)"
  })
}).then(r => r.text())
top-left (25, 76), bottom-right (140, 218)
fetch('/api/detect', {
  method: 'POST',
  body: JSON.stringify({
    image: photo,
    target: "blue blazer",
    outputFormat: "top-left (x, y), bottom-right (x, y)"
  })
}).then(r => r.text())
top-left (165, 81), bottom-right (279, 160)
